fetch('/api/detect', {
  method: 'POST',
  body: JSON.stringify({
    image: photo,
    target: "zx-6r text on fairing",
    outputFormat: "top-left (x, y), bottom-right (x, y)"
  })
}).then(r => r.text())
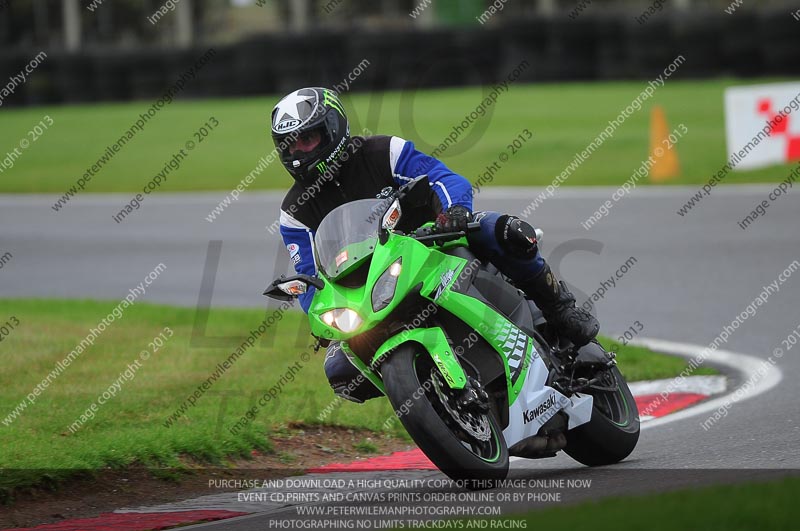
top-left (265, 176), bottom-right (639, 482)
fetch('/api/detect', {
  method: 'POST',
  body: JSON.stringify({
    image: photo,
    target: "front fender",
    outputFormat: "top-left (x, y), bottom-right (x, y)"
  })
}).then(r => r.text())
top-left (371, 327), bottom-right (467, 390)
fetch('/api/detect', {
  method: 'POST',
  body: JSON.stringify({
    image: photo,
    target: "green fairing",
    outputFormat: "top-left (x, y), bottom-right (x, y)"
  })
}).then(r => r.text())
top-left (437, 290), bottom-right (535, 404)
top-left (309, 232), bottom-right (466, 339)
top-left (370, 327), bottom-right (467, 389)
top-left (307, 219), bottom-right (530, 397)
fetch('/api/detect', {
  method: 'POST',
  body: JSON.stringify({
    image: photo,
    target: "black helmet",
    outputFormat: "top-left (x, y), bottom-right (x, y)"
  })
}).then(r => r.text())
top-left (271, 87), bottom-right (350, 184)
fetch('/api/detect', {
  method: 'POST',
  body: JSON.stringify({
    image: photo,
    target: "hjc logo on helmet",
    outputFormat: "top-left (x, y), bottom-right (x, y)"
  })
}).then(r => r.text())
top-left (275, 119), bottom-right (301, 132)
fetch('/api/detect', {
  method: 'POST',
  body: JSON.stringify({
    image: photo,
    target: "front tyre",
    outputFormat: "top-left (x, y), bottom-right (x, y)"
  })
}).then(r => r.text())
top-left (564, 366), bottom-right (640, 466)
top-left (381, 344), bottom-right (509, 483)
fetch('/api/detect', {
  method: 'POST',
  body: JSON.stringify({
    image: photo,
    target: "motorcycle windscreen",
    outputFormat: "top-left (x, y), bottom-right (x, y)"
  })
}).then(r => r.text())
top-left (315, 198), bottom-right (387, 279)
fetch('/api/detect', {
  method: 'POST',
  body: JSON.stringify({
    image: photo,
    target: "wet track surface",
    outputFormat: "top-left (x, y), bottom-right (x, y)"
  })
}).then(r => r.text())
top-left (2, 185), bottom-right (799, 527)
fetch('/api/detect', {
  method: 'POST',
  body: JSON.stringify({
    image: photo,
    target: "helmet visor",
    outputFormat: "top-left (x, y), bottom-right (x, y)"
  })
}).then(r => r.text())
top-left (287, 129), bottom-right (323, 155)
top-left (274, 125), bottom-right (332, 168)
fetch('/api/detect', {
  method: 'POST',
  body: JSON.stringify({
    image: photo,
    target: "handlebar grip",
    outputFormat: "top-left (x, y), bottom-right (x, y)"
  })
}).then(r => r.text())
top-left (412, 221), bottom-right (479, 244)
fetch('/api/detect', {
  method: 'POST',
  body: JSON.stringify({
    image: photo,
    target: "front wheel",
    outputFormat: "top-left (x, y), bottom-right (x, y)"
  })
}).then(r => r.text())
top-left (564, 366), bottom-right (640, 466)
top-left (381, 344), bottom-right (509, 483)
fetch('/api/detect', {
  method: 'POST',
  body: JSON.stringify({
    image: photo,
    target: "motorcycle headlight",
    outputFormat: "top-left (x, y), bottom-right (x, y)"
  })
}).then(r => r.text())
top-left (320, 308), bottom-right (364, 333)
top-left (371, 258), bottom-right (402, 312)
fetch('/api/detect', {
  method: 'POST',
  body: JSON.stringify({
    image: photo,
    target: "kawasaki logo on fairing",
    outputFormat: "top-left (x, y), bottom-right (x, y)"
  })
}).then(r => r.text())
top-left (523, 393), bottom-right (556, 424)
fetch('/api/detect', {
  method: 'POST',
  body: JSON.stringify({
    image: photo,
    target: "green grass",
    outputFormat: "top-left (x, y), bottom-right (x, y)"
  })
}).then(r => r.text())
top-left (460, 476), bottom-right (800, 531)
top-left (0, 299), bottom-right (713, 494)
top-left (0, 299), bottom-right (399, 495)
top-left (596, 338), bottom-right (718, 381)
top-left (353, 439), bottom-right (380, 454)
top-left (0, 78), bottom-right (796, 193)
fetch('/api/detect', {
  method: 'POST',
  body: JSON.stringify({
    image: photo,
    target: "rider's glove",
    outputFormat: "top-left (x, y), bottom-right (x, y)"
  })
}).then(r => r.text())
top-left (435, 205), bottom-right (473, 233)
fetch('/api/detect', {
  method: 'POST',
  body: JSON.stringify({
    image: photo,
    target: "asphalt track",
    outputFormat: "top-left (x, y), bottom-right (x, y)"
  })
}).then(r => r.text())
top-left (2, 185), bottom-right (799, 528)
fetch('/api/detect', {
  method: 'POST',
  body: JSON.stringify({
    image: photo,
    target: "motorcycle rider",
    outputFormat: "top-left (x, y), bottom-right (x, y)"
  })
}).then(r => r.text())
top-left (271, 87), bottom-right (598, 403)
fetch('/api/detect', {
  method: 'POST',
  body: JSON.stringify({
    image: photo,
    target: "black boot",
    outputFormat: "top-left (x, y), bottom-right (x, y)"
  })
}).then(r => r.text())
top-left (518, 263), bottom-right (599, 347)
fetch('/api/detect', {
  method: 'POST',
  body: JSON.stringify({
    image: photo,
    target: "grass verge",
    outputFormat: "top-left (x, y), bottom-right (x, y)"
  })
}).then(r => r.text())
top-left (463, 476), bottom-right (800, 531)
top-left (596, 337), bottom-right (718, 381)
top-left (0, 78), bottom-right (796, 193)
top-left (1, 298), bottom-right (714, 494)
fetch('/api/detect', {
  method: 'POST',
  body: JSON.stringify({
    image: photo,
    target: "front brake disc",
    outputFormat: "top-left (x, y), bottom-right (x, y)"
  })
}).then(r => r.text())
top-left (430, 370), bottom-right (490, 442)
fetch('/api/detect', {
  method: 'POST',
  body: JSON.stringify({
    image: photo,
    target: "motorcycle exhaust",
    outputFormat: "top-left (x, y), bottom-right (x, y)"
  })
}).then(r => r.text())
top-left (508, 431), bottom-right (567, 458)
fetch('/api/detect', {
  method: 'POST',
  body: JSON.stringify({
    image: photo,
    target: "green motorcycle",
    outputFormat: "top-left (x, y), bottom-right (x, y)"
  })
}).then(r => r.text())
top-left (265, 176), bottom-right (639, 482)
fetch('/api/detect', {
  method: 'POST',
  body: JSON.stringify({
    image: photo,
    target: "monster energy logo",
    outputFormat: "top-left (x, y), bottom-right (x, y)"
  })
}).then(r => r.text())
top-left (323, 90), bottom-right (345, 117)
top-left (316, 161), bottom-right (328, 174)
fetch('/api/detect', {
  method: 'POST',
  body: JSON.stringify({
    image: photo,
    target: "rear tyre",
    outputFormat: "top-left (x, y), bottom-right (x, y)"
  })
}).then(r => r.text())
top-left (564, 366), bottom-right (640, 466)
top-left (381, 344), bottom-right (509, 484)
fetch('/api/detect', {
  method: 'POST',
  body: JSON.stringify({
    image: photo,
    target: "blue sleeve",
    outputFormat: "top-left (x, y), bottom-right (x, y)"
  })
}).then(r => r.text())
top-left (279, 222), bottom-right (317, 313)
top-left (393, 139), bottom-right (473, 211)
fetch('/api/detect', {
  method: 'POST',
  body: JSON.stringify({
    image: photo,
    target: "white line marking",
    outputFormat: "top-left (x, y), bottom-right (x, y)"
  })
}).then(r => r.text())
top-left (628, 337), bottom-right (783, 431)
top-left (628, 375), bottom-right (727, 397)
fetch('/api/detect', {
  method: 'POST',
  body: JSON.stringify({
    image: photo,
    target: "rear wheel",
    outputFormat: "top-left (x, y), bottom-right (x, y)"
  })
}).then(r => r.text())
top-left (564, 365), bottom-right (640, 466)
top-left (381, 344), bottom-right (509, 483)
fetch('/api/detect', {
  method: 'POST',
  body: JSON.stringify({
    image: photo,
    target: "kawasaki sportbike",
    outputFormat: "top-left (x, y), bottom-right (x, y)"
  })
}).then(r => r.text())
top-left (265, 176), bottom-right (639, 482)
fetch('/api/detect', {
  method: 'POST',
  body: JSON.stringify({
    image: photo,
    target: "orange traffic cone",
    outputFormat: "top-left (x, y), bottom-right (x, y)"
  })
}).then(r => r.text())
top-left (648, 105), bottom-right (680, 182)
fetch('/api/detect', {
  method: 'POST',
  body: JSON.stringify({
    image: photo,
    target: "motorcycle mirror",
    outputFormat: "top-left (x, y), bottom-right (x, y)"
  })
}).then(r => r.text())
top-left (378, 198), bottom-right (402, 245)
top-left (278, 279), bottom-right (308, 296)
top-left (262, 274), bottom-right (324, 300)
top-left (263, 283), bottom-right (297, 301)
top-left (381, 199), bottom-right (402, 231)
